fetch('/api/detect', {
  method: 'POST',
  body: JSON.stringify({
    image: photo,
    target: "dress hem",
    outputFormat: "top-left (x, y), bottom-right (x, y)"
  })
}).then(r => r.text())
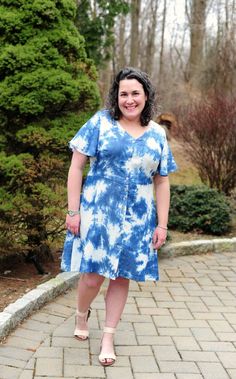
top-left (62, 268), bottom-right (159, 283)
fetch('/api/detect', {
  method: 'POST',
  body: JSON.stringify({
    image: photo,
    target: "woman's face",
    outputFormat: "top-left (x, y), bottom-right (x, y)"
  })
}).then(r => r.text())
top-left (118, 79), bottom-right (147, 123)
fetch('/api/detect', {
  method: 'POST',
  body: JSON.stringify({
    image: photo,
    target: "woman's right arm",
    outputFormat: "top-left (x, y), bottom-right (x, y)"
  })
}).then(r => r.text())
top-left (65, 150), bottom-right (88, 235)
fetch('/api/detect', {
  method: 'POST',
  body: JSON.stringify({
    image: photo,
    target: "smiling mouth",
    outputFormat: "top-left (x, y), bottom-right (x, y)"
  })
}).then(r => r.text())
top-left (126, 106), bottom-right (136, 111)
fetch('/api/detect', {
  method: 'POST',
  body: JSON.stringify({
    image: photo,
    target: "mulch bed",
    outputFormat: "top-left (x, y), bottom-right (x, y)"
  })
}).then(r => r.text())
top-left (0, 250), bottom-right (61, 312)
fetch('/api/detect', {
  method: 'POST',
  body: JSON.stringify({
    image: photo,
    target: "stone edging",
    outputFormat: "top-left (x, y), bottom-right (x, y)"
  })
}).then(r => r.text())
top-left (0, 237), bottom-right (235, 340)
top-left (0, 272), bottom-right (79, 341)
top-left (159, 237), bottom-right (236, 258)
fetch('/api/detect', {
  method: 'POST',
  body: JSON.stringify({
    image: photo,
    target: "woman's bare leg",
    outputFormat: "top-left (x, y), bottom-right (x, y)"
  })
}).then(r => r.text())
top-left (75, 273), bottom-right (105, 337)
top-left (100, 277), bottom-right (130, 362)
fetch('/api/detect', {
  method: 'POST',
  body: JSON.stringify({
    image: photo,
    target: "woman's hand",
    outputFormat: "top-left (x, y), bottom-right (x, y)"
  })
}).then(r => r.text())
top-left (152, 226), bottom-right (167, 250)
top-left (65, 214), bottom-right (81, 235)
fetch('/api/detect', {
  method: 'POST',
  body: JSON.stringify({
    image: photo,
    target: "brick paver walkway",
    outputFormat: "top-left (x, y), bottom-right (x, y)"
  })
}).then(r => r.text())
top-left (0, 251), bottom-right (236, 379)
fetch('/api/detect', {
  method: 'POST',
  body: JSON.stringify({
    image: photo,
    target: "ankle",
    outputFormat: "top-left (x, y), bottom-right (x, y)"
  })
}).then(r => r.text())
top-left (76, 307), bottom-right (91, 317)
top-left (76, 310), bottom-right (87, 317)
top-left (103, 326), bottom-right (116, 334)
top-left (101, 326), bottom-right (115, 345)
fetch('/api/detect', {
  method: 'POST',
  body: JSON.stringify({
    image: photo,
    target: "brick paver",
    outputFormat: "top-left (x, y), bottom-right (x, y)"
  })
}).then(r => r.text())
top-left (1, 251), bottom-right (236, 378)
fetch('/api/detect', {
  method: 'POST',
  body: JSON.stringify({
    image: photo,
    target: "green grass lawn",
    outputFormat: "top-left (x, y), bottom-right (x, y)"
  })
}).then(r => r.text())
top-left (169, 139), bottom-right (202, 186)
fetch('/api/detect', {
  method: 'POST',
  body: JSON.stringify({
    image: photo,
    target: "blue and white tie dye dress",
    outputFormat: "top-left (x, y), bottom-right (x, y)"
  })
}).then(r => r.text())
top-left (61, 110), bottom-right (177, 281)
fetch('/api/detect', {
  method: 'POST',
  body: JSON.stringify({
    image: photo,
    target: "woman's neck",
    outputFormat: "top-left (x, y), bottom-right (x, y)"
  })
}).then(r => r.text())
top-left (118, 118), bottom-right (150, 139)
top-left (119, 117), bottom-right (142, 128)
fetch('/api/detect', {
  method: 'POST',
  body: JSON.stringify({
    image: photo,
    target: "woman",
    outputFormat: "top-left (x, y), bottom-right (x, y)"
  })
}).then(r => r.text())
top-left (61, 67), bottom-right (177, 366)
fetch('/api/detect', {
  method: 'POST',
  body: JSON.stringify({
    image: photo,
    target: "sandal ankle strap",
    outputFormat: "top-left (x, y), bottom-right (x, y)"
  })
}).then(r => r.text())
top-left (103, 326), bottom-right (116, 334)
top-left (76, 308), bottom-right (91, 318)
top-left (76, 310), bottom-right (87, 317)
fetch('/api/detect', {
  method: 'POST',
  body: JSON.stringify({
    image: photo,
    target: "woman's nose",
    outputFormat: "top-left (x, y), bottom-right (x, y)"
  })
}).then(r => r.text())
top-left (126, 95), bottom-right (134, 103)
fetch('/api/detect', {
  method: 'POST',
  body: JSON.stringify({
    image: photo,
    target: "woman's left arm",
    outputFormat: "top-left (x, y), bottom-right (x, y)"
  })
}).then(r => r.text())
top-left (152, 174), bottom-right (170, 249)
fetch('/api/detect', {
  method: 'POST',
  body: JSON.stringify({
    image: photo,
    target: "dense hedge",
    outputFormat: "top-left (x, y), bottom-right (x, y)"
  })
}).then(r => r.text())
top-left (169, 185), bottom-right (231, 235)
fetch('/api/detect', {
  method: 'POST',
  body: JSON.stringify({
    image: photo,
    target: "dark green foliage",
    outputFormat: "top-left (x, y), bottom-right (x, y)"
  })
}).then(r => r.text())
top-left (169, 185), bottom-right (231, 235)
top-left (0, 0), bottom-right (100, 261)
top-left (76, 0), bottom-right (129, 67)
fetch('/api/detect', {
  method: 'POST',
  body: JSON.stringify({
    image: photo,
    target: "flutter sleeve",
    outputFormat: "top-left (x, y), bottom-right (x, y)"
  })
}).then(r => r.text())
top-left (69, 111), bottom-right (100, 157)
top-left (157, 133), bottom-right (178, 176)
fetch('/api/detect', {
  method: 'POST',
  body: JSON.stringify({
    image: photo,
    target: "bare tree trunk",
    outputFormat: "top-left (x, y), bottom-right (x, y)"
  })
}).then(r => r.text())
top-left (139, 0), bottom-right (149, 69)
top-left (159, 0), bottom-right (166, 79)
top-left (186, 0), bottom-right (208, 85)
top-left (98, 63), bottom-right (113, 105)
top-left (145, 0), bottom-right (159, 74)
top-left (225, 0), bottom-right (229, 35)
top-left (118, 14), bottom-right (127, 69)
top-left (130, 0), bottom-right (141, 67)
top-left (211, 0), bottom-right (236, 94)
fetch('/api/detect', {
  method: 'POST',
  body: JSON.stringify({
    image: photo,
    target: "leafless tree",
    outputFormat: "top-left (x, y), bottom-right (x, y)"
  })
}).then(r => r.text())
top-left (130, 0), bottom-right (141, 66)
top-left (175, 96), bottom-right (236, 195)
top-left (103, 0), bottom-right (236, 107)
top-left (118, 14), bottom-right (127, 69)
top-left (186, 0), bottom-right (208, 86)
top-left (159, 0), bottom-right (166, 79)
top-left (144, 0), bottom-right (159, 74)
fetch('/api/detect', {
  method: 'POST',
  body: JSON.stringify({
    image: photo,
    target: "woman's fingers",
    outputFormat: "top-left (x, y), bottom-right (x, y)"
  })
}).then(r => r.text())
top-left (152, 227), bottom-right (167, 249)
top-left (66, 225), bottom-right (79, 235)
top-left (65, 214), bottom-right (80, 235)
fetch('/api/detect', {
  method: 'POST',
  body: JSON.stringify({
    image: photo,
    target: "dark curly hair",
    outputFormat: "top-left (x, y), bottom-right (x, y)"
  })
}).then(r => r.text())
top-left (106, 67), bottom-right (157, 126)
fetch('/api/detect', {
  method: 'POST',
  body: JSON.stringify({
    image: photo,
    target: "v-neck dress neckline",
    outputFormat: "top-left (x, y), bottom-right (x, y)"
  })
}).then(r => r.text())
top-left (116, 120), bottom-right (152, 141)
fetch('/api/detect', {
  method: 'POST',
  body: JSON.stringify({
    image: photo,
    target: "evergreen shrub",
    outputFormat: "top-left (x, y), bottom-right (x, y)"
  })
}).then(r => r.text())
top-left (169, 185), bottom-right (231, 235)
top-left (0, 0), bottom-right (100, 266)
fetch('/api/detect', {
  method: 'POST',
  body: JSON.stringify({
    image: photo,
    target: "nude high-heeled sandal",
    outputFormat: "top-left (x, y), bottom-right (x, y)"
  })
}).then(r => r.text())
top-left (98, 327), bottom-right (116, 366)
top-left (74, 308), bottom-right (91, 340)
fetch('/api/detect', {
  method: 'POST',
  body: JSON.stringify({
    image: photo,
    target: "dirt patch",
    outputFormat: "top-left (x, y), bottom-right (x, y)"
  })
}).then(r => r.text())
top-left (0, 250), bottom-right (61, 312)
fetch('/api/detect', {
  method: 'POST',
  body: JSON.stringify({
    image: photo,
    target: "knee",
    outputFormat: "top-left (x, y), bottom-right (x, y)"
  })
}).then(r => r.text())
top-left (82, 273), bottom-right (104, 289)
top-left (114, 277), bottom-right (130, 288)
